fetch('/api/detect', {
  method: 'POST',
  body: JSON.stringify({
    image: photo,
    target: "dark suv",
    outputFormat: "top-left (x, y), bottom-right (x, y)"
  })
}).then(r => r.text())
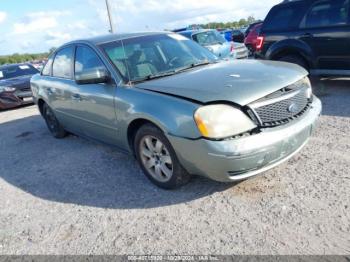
top-left (256, 0), bottom-right (350, 76)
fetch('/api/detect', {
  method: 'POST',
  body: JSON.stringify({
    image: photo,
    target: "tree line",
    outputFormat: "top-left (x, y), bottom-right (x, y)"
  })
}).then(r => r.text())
top-left (0, 48), bottom-right (56, 66)
top-left (199, 16), bottom-right (259, 29)
top-left (0, 53), bottom-right (48, 66)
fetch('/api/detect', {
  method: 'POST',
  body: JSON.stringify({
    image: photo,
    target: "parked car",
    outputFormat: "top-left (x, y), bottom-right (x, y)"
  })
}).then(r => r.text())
top-left (256, 0), bottom-right (350, 75)
top-left (31, 32), bottom-right (321, 189)
top-left (244, 22), bottom-right (263, 37)
top-left (0, 63), bottom-right (39, 110)
top-left (179, 29), bottom-right (248, 59)
top-left (244, 22), bottom-right (263, 55)
top-left (231, 29), bottom-right (245, 43)
top-left (219, 29), bottom-right (245, 43)
top-left (31, 60), bottom-right (46, 71)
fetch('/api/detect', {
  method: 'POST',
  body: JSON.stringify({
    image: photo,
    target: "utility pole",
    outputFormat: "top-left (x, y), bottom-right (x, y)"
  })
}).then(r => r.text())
top-left (105, 0), bottom-right (115, 33)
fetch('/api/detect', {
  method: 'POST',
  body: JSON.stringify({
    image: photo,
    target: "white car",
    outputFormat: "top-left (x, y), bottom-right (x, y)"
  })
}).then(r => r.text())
top-left (178, 29), bottom-right (248, 59)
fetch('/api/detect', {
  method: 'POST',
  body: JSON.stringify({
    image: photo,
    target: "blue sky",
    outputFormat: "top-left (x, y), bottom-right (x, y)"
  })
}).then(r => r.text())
top-left (0, 0), bottom-right (280, 55)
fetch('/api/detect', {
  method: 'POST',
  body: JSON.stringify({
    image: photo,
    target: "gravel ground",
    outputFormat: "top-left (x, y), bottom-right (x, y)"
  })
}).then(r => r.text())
top-left (0, 78), bottom-right (349, 255)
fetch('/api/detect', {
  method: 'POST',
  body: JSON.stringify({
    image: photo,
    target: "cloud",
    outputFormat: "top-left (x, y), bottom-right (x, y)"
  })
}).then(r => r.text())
top-left (90, 0), bottom-right (281, 32)
top-left (67, 20), bottom-right (88, 30)
top-left (0, 11), bottom-right (7, 24)
top-left (1, 1), bottom-right (281, 55)
top-left (44, 31), bottom-right (72, 46)
top-left (13, 11), bottom-right (70, 34)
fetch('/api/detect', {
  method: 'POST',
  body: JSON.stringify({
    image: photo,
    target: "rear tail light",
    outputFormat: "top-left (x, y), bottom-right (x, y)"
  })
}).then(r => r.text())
top-left (256, 36), bottom-right (264, 51)
top-left (230, 43), bottom-right (235, 53)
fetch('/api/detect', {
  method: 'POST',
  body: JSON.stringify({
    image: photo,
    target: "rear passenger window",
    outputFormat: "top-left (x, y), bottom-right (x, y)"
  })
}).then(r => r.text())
top-left (52, 47), bottom-right (73, 79)
top-left (264, 3), bottom-right (304, 31)
top-left (75, 46), bottom-right (106, 74)
top-left (302, 0), bottom-right (349, 28)
top-left (42, 55), bottom-right (53, 76)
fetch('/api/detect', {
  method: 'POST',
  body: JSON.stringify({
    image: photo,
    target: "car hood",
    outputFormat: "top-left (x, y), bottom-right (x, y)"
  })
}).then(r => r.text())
top-left (135, 60), bottom-right (308, 106)
top-left (0, 75), bottom-right (33, 89)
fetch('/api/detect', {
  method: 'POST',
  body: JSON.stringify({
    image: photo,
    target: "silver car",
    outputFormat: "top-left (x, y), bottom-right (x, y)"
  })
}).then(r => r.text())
top-left (179, 29), bottom-right (249, 59)
top-left (31, 32), bottom-right (321, 189)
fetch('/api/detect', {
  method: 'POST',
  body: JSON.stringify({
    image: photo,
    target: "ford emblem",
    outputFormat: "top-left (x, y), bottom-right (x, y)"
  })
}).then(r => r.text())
top-left (288, 103), bottom-right (299, 113)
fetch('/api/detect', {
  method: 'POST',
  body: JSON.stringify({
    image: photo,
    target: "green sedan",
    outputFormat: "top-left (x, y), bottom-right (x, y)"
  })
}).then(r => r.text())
top-left (30, 32), bottom-right (322, 189)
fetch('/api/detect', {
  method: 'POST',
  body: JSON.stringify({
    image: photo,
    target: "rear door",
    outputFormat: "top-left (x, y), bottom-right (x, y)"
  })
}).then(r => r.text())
top-left (299, 0), bottom-right (350, 70)
top-left (70, 44), bottom-right (119, 145)
top-left (45, 46), bottom-right (81, 133)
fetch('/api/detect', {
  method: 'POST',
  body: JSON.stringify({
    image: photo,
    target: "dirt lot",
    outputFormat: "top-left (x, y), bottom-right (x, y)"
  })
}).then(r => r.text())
top-left (0, 78), bottom-right (349, 255)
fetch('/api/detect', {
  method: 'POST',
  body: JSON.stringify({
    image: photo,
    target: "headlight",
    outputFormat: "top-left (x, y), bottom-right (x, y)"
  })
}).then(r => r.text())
top-left (306, 85), bottom-right (312, 99)
top-left (299, 77), bottom-right (312, 99)
top-left (194, 104), bottom-right (257, 139)
top-left (0, 86), bottom-right (16, 92)
top-left (291, 77), bottom-right (312, 99)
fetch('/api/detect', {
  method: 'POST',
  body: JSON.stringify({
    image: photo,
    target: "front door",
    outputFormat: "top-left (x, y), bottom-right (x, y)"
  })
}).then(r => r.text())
top-left (70, 45), bottom-right (118, 145)
top-left (299, 0), bottom-right (350, 71)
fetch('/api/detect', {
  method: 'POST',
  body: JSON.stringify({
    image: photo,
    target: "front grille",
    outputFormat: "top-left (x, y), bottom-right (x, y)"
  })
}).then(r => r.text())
top-left (249, 82), bottom-right (311, 127)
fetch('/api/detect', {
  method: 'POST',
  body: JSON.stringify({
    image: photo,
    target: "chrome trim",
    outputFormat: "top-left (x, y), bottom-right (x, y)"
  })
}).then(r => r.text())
top-left (249, 88), bottom-right (303, 109)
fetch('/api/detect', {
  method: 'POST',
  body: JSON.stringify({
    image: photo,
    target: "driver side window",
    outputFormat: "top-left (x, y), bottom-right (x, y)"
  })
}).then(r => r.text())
top-left (75, 46), bottom-right (106, 76)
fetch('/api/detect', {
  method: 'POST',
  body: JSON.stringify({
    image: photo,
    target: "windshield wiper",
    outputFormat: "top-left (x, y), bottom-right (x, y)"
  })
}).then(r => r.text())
top-left (129, 61), bottom-right (217, 84)
top-left (129, 70), bottom-right (178, 84)
top-left (174, 60), bottom-right (217, 73)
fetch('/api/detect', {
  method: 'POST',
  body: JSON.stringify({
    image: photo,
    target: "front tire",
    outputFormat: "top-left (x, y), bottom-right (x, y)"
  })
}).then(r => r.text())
top-left (134, 124), bottom-right (191, 189)
top-left (42, 103), bottom-right (67, 139)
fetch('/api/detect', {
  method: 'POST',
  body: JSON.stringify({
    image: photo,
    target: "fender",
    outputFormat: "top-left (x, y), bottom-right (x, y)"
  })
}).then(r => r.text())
top-left (114, 86), bottom-right (203, 152)
top-left (30, 74), bottom-right (49, 107)
top-left (266, 39), bottom-right (316, 69)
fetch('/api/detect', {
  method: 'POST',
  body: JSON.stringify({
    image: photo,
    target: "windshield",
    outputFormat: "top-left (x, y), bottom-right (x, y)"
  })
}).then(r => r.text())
top-left (192, 31), bottom-right (227, 46)
top-left (101, 33), bottom-right (217, 83)
top-left (0, 64), bottom-right (39, 80)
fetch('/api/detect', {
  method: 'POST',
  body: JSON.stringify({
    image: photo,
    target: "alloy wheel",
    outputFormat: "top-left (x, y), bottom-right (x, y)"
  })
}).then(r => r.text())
top-left (45, 106), bottom-right (59, 132)
top-left (139, 135), bottom-right (173, 182)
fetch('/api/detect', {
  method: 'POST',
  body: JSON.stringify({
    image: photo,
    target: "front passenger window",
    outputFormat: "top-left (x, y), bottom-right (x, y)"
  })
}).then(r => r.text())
top-left (52, 47), bottom-right (73, 79)
top-left (75, 46), bottom-right (106, 75)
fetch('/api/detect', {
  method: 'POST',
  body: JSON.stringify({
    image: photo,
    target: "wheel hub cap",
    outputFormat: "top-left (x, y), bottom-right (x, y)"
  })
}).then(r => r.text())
top-left (140, 136), bottom-right (173, 182)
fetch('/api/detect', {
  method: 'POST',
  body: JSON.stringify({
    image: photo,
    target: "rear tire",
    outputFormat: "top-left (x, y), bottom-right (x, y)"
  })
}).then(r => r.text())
top-left (42, 103), bottom-right (67, 139)
top-left (134, 124), bottom-right (191, 189)
top-left (278, 55), bottom-right (308, 71)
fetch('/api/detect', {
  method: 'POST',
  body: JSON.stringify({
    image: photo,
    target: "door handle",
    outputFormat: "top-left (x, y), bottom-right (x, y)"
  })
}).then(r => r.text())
top-left (71, 93), bottom-right (82, 101)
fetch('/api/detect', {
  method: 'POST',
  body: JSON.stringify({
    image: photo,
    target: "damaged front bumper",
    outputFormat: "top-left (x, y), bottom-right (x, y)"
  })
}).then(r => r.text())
top-left (168, 96), bottom-right (322, 182)
top-left (0, 90), bottom-right (33, 110)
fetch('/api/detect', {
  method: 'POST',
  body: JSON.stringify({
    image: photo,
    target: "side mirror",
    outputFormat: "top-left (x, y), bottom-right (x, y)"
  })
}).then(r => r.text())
top-left (75, 67), bottom-right (111, 85)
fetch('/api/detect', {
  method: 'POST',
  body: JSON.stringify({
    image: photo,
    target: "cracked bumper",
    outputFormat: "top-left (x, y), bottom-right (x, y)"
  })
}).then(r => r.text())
top-left (168, 96), bottom-right (322, 182)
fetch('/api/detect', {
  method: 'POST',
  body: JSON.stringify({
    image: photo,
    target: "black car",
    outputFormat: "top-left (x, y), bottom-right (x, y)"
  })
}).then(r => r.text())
top-left (244, 21), bottom-right (263, 38)
top-left (231, 30), bottom-right (245, 43)
top-left (0, 63), bottom-right (39, 110)
top-left (256, 0), bottom-right (350, 76)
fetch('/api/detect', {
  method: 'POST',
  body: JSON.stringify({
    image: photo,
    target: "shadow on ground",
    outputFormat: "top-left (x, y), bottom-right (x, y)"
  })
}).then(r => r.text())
top-left (0, 115), bottom-right (233, 210)
top-left (0, 103), bottom-right (34, 113)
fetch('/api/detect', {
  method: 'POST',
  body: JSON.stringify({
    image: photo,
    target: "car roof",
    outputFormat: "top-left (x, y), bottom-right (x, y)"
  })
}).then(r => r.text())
top-left (276, 0), bottom-right (315, 6)
top-left (178, 29), bottom-right (215, 36)
top-left (0, 63), bottom-right (32, 70)
top-left (66, 31), bottom-right (172, 46)
top-left (180, 29), bottom-right (214, 33)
